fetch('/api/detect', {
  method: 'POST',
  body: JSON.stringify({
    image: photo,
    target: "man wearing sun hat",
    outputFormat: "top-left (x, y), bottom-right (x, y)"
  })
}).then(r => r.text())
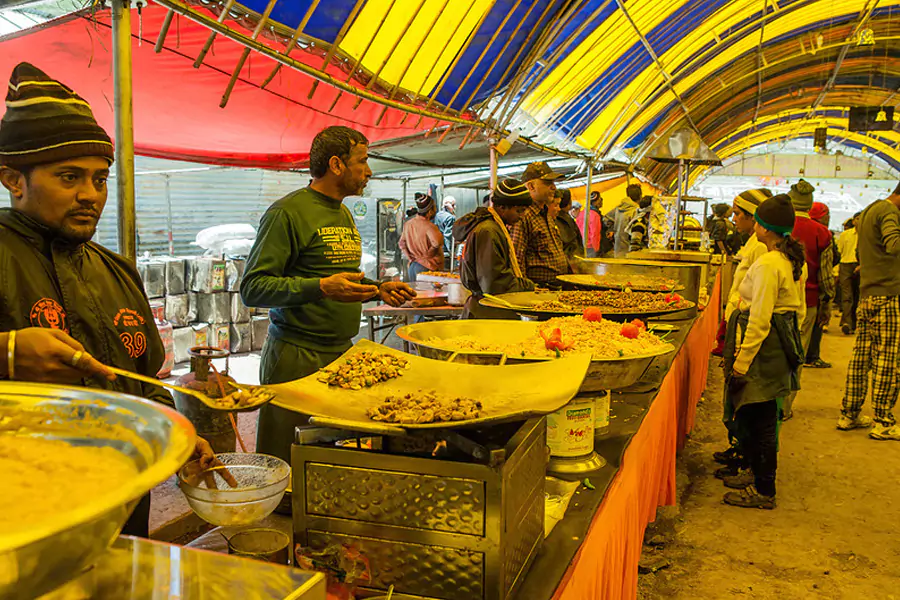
top-left (510, 161), bottom-right (570, 287)
top-left (0, 62), bottom-right (220, 536)
top-left (454, 178), bottom-right (536, 318)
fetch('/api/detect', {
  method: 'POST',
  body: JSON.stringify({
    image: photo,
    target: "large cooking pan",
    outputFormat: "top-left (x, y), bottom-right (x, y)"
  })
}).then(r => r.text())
top-left (557, 273), bottom-right (685, 292)
top-left (479, 290), bottom-right (695, 320)
top-left (266, 339), bottom-right (591, 432)
top-left (396, 320), bottom-right (676, 392)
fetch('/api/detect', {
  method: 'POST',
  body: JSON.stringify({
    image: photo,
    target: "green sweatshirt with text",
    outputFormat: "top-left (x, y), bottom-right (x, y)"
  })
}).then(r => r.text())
top-left (241, 187), bottom-right (376, 352)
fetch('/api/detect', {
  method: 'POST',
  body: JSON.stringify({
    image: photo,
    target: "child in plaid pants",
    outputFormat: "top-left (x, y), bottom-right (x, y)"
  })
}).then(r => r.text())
top-left (840, 296), bottom-right (900, 437)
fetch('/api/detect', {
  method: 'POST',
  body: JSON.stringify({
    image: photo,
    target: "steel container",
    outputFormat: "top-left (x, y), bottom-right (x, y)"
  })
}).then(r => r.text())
top-left (0, 382), bottom-right (195, 599)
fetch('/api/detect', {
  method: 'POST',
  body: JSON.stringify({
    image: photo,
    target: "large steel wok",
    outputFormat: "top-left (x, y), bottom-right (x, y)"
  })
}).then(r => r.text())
top-left (396, 320), bottom-right (676, 392)
top-left (479, 290), bottom-right (695, 321)
top-left (266, 339), bottom-right (592, 431)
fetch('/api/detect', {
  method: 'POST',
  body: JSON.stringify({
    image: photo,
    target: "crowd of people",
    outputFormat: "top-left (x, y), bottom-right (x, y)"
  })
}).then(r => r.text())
top-left (713, 178), bottom-right (900, 510)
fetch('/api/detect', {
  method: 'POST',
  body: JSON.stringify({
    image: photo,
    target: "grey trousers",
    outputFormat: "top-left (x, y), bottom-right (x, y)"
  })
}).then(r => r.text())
top-left (784, 306), bottom-right (818, 416)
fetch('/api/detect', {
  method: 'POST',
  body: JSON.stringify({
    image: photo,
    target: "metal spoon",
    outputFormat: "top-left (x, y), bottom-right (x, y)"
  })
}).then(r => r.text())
top-left (106, 366), bottom-right (274, 412)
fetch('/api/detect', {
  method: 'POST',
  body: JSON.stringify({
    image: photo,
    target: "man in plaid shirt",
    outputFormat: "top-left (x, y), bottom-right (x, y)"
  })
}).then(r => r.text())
top-left (511, 162), bottom-right (570, 286)
top-left (839, 186), bottom-right (900, 439)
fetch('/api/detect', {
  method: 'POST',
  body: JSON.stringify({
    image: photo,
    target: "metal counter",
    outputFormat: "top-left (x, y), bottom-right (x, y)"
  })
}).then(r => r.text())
top-left (38, 536), bottom-right (326, 600)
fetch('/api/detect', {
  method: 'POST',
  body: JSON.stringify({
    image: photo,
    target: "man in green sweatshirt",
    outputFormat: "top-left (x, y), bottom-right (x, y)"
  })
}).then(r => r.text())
top-left (241, 126), bottom-right (415, 461)
top-left (839, 186), bottom-right (900, 440)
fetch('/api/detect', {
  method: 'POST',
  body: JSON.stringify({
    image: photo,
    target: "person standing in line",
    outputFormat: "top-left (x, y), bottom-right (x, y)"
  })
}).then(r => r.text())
top-left (707, 203), bottom-right (732, 254)
top-left (803, 201), bottom-right (836, 368)
top-left (555, 189), bottom-right (583, 258)
top-left (241, 126), bottom-right (415, 462)
top-left (511, 161), bottom-right (569, 287)
top-left (626, 195), bottom-right (653, 252)
top-left (399, 193), bottom-right (444, 281)
top-left (453, 179), bottom-right (535, 318)
top-left (722, 195), bottom-right (806, 509)
top-left (433, 196), bottom-right (456, 269)
top-left (782, 179), bottom-right (834, 419)
top-left (712, 188), bottom-right (772, 469)
top-left (575, 191), bottom-right (602, 257)
top-left (837, 212), bottom-right (861, 335)
top-left (838, 187), bottom-right (900, 438)
top-left (607, 183), bottom-right (642, 257)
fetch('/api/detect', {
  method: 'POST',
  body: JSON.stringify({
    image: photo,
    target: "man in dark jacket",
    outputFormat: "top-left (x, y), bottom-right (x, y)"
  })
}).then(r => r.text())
top-left (555, 189), bottom-right (583, 258)
top-left (241, 126), bottom-right (415, 461)
top-left (453, 179), bottom-right (535, 318)
top-left (0, 62), bottom-right (218, 537)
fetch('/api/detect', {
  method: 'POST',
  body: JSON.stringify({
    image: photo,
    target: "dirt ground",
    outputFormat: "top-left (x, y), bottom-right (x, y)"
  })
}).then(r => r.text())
top-left (638, 316), bottom-right (900, 600)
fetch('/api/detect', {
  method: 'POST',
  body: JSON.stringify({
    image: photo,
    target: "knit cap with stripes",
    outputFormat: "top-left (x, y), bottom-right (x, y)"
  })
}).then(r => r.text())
top-left (0, 62), bottom-right (113, 168)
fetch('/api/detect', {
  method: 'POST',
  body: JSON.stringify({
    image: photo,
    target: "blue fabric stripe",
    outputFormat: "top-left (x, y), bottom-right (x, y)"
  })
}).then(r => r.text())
top-left (240, 0), bottom-right (352, 43)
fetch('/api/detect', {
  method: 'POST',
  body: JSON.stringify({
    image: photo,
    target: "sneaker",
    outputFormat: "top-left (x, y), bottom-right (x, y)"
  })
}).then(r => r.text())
top-left (724, 485), bottom-right (776, 510)
top-left (714, 464), bottom-right (741, 480)
top-left (723, 469), bottom-right (755, 489)
top-left (841, 324), bottom-right (851, 335)
top-left (804, 358), bottom-right (832, 369)
top-left (713, 446), bottom-right (741, 465)
top-left (869, 424), bottom-right (900, 440)
top-left (822, 325), bottom-right (829, 333)
top-left (837, 415), bottom-right (873, 430)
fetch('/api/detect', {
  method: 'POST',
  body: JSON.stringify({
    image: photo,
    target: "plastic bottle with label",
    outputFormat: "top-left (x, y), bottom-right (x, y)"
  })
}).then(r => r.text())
top-left (150, 301), bottom-right (175, 378)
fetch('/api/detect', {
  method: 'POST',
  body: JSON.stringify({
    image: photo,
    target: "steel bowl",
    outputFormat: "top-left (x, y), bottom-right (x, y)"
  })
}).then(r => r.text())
top-left (396, 320), bottom-right (675, 391)
top-left (177, 453), bottom-right (290, 527)
top-left (0, 381), bottom-right (196, 600)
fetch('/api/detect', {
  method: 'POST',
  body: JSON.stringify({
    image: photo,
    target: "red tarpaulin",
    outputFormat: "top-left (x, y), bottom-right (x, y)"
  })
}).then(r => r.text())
top-left (0, 7), bottom-right (442, 169)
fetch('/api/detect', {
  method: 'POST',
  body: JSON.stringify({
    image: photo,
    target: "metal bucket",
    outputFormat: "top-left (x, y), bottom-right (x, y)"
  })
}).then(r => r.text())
top-left (226, 528), bottom-right (291, 564)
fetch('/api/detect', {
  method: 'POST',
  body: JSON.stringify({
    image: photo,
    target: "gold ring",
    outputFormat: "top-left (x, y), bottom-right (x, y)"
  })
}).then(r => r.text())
top-left (70, 350), bottom-right (84, 367)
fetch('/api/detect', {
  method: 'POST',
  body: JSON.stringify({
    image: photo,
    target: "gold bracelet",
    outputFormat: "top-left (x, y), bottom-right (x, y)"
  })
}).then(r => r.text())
top-left (7, 330), bottom-right (16, 380)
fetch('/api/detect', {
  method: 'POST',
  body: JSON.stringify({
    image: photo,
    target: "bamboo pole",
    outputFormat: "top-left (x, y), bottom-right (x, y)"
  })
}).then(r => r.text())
top-left (113, 0), bottom-right (136, 263)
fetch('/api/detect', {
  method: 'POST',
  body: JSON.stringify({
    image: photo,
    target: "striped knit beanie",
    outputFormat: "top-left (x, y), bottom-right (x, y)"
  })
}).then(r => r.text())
top-left (415, 192), bottom-right (435, 215)
top-left (492, 178), bottom-right (532, 206)
top-left (733, 188), bottom-right (772, 215)
top-left (0, 63), bottom-right (113, 168)
top-left (755, 194), bottom-right (795, 235)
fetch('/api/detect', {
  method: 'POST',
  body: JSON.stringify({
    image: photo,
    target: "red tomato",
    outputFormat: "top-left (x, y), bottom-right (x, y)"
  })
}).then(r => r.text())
top-left (631, 318), bottom-right (646, 330)
top-left (583, 307), bottom-right (604, 322)
top-left (620, 323), bottom-right (640, 339)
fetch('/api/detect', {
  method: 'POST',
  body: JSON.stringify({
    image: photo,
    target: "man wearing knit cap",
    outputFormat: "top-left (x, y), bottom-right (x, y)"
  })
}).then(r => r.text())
top-left (784, 179), bottom-right (834, 418)
top-left (399, 192), bottom-right (444, 281)
top-left (511, 161), bottom-right (570, 287)
top-left (453, 178), bottom-right (535, 318)
top-left (0, 62), bottom-right (220, 536)
top-left (804, 201), bottom-right (836, 368)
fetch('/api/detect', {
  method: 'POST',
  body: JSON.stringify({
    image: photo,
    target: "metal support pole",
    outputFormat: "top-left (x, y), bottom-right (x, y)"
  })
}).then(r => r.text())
top-left (402, 179), bottom-right (408, 214)
top-left (489, 145), bottom-right (499, 191)
top-left (113, 0), bottom-right (137, 263)
top-left (673, 159), bottom-right (684, 251)
top-left (164, 175), bottom-right (174, 256)
top-left (582, 160), bottom-right (593, 255)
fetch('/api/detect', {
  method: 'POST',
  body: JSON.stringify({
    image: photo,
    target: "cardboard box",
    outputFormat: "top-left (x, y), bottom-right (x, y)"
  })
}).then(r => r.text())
top-left (230, 293), bottom-right (251, 324)
top-left (225, 259), bottom-right (245, 292)
top-left (173, 326), bottom-right (194, 364)
top-left (250, 315), bottom-right (269, 351)
top-left (163, 258), bottom-right (187, 296)
top-left (188, 257), bottom-right (226, 293)
top-left (142, 260), bottom-right (166, 299)
top-left (211, 323), bottom-right (230, 351)
top-left (195, 292), bottom-right (230, 324)
top-left (230, 322), bottom-right (251, 354)
top-left (164, 294), bottom-right (191, 327)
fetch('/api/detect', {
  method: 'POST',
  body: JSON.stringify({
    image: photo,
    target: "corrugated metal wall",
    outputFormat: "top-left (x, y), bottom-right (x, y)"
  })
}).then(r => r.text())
top-left (96, 157), bottom-right (489, 257)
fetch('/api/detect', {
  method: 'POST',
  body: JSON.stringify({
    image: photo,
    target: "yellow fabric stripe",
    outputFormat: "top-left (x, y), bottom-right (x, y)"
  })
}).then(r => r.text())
top-left (523, 0), bottom-right (687, 123)
top-left (8, 80), bottom-right (69, 92)
top-left (338, 0), bottom-right (494, 95)
top-left (578, 0), bottom-right (900, 152)
top-left (6, 96), bottom-right (91, 109)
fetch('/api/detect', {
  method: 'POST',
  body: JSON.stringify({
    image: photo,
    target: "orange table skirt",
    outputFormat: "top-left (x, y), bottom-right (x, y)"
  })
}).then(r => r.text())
top-left (552, 270), bottom-right (722, 600)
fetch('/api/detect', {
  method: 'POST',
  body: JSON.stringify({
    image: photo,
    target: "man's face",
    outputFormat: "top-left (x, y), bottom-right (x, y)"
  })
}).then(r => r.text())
top-left (0, 157), bottom-right (109, 244)
top-left (498, 205), bottom-right (528, 227)
top-left (732, 205), bottom-right (755, 234)
top-left (335, 142), bottom-right (372, 197)
top-left (526, 178), bottom-right (556, 206)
